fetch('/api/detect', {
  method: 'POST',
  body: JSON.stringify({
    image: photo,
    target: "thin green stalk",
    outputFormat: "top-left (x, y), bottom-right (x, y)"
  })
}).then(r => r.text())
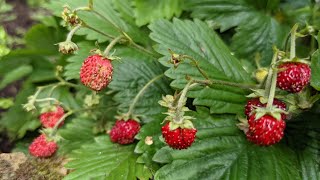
top-left (290, 24), bottom-right (298, 59)
top-left (66, 24), bottom-right (81, 41)
top-left (103, 36), bottom-right (123, 56)
top-left (192, 79), bottom-right (258, 90)
top-left (181, 55), bottom-right (209, 80)
top-left (174, 81), bottom-right (193, 124)
top-left (265, 49), bottom-right (279, 109)
top-left (264, 49), bottom-right (279, 98)
top-left (126, 74), bottom-right (164, 118)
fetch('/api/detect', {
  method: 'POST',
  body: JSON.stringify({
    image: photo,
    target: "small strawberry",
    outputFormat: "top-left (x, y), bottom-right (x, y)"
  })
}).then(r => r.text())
top-left (40, 106), bottom-right (65, 128)
top-left (246, 114), bottom-right (286, 146)
top-left (245, 98), bottom-right (287, 118)
top-left (161, 122), bottom-right (197, 150)
top-left (80, 55), bottom-right (113, 91)
top-left (109, 119), bottom-right (140, 145)
top-left (277, 62), bottom-right (311, 93)
top-left (29, 134), bottom-right (58, 158)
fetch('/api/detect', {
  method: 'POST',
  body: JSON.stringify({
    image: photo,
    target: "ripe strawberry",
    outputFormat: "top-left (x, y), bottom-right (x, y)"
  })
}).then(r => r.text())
top-left (80, 55), bottom-right (113, 91)
top-left (246, 114), bottom-right (285, 146)
top-left (40, 106), bottom-right (65, 128)
top-left (29, 134), bottom-right (58, 158)
top-left (277, 62), bottom-right (311, 93)
top-left (161, 122), bottom-right (197, 150)
top-left (245, 98), bottom-right (287, 118)
top-left (109, 119), bottom-right (140, 145)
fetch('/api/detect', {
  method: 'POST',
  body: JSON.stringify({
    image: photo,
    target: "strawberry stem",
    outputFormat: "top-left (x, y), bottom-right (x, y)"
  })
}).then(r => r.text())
top-left (103, 36), bottom-right (123, 56)
top-left (66, 24), bottom-right (81, 42)
top-left (125, 74), bottom-right (164, 120)
top-left (180, 55), bottom-right (210, 80)
top-left (174, 81), bottom-right (194, 124)
top-left (266, 49), bottom-right (279, 110)
top-left (290, 24), bottom-right (298, 60)
top-left (191, 79), bottom-right (258, 90)
top-left (264, 47), bottom-right (279, 98)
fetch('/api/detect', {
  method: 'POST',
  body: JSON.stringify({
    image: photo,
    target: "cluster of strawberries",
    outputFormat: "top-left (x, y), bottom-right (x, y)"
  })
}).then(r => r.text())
top-left (80, 54), bottom-right (196, 149)
top-left (244, 62), bottom-right (311, 146)
top-left (29, 106), bottom-right (65, 157)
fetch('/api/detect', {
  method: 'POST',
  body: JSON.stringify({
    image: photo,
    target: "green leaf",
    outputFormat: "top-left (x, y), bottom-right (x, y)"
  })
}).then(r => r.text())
top-left (64, 136), bottom-right (152, 180)
top-left (47, 0), bottom-right (150, 45)
top-left (25, 24), bottom-right (65, 54)
top-left (0, 98), bottom-right (14, 109)
top-left (311, 50), bottom-right (320, 91)
top-left (149, 19), bottom-right (252, 114)
top-left (58, 118), bottom-right (95, 155)
top-left (108, 47), bottom-right (172, 122)
top-left (0, 82), bottom-right (40, 139)
top-left (63, 41), bottom-right (93, 80)
top-left (0, 65), bottom-right (32, 90)
top-left (134, 0), bottom-right (182, 26)
top-left (231, 14), bottom-right (289, 66)
top-left (134, 115), bottom-right (164, 172)
top-left (153, 107), bottom-right (302, 180)
top-left (184, 0), bottom-right (289, 66)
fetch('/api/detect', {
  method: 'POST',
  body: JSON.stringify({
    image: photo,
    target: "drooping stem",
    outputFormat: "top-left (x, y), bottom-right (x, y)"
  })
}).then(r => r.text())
top-left (266, 49), bottom-right (279, 110)
top-left (66, 24), bottom-right (82, 41)
top-left (181, 55), bottom-right (209, 80)
top-left (126, 74), bottom-right (164, 118)
top-left (266, 67), bottom-right (278, 110)
top-left (191, 79), bottom-right (258, 90)
top-left (264, 48), bottom-right (279, 98)
top-left (52, 111), bottom-right (73, 134)
top-left (174, 81), bottom-right (194, 124)
top-left (290, 24), bottom-right (298, 60)
top-left (103, 36), bottom-right (123, 56)
top-left (91, 10), bottom-right (123, 33)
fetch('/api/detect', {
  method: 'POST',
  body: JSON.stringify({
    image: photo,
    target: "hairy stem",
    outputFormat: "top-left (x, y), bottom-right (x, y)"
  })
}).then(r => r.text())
top-left (290, 24), bottom-right (298, 60)
top-left (191, 79), bottom-right (258, 90)
top-left (103, 36), bottom-right (123, 56)
top-left (126, 74), bottom-right (164, 118)
top-left (181, 55), bottom-right (209, 79)
top-left (174, 81), bottom-right (194, 124)
top-left (264, 48), bottom-right (279, 98)
top-left (266, 49), bottom-right (279, 109)
top-left (66, 24), bottom-right (81, 41)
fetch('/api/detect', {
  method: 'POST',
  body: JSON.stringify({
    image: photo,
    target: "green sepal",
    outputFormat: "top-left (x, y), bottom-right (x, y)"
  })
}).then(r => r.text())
top-left (169, 122), bottom-right (180, 131)
top-left (269, 112), bottom-right (281, 121)
top-left (182, 120), bottom-right (195, 129)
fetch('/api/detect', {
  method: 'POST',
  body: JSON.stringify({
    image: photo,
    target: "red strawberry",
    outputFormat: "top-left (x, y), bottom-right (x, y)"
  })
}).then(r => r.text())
top-left (277, 62), bottom-right (311, 93)
top-left (109, 119), bottom-right (140, 145)
top-left (246, 114), bottom-right (285, 146)
top-left (40, 106), bottom-right (65, 128)
top-left (29, 134), bottom-right (58, 158)
top-left (161, 122), bottom-right (197, 150)
top-left (245, 98), bottom-right (286, 118)
top-left (80, 55), bottom-right (113, 91)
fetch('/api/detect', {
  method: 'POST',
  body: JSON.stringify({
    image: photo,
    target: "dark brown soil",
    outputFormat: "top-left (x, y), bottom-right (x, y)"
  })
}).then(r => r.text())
top-left (1, 0), bottom-right (34, 153)
top-left (3, 0), bottom-right (34, 36)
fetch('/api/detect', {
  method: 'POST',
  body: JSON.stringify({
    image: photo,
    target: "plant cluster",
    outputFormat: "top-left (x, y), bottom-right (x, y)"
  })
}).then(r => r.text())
top-left (1, 0), bottom-right (320, 179)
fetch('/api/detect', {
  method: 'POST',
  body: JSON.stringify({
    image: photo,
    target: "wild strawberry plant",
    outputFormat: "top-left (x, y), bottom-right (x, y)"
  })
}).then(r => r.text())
top-left (1, 0), bottom-right (320, 179)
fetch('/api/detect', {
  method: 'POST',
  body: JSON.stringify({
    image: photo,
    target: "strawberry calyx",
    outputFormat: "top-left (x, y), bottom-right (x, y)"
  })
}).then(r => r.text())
top-left (253, 106), bottom-right (287, 121)
top-left (167, 120), bottom-right (195, 131)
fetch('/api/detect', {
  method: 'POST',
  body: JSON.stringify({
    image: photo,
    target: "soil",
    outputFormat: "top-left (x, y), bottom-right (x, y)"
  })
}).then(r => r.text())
top-left (0, 0), bottom-right (34, 153)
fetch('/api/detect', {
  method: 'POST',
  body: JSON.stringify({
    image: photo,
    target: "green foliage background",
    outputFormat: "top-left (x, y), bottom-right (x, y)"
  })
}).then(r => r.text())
top-left (1, 0), bottom-right (320, 179)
